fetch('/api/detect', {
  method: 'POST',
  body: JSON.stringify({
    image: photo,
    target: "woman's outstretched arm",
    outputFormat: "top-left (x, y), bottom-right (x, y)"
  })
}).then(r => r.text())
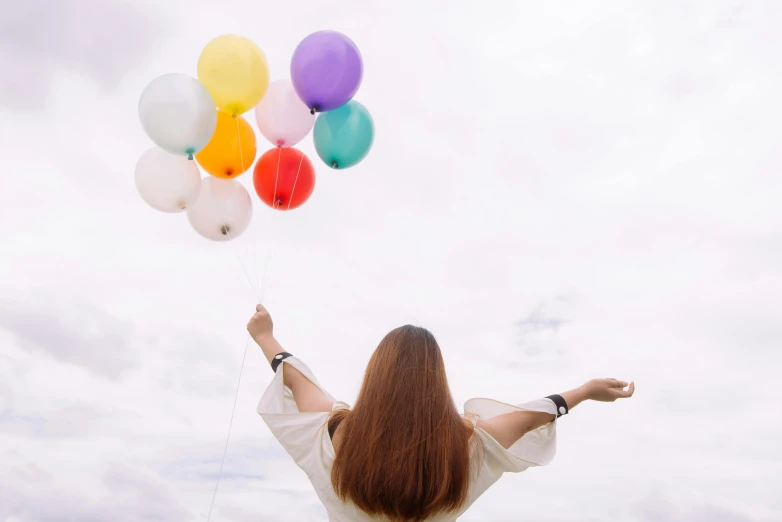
top-left (248, 305), bottom-right (334, 413)
top-left (477, 379), bottom-right (635, 449)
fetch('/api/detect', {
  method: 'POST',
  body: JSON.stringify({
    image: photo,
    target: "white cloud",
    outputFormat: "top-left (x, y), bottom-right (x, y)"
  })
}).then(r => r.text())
top-left (0, 289), bottom-right (139, 378)
top-left (0, 0), bottom-right (165, 110)
top-left (0, 452), bottom-right (192, 522)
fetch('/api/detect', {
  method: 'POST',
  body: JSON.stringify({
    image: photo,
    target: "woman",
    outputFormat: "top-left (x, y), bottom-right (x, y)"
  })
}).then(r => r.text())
top-left (250, 305), bottom-right (634, 521)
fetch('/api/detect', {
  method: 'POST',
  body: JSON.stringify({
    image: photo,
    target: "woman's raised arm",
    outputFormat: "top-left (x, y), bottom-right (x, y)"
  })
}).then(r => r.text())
top-left (478, 379), bottom-right (635, 449)
top-left (248, 305), bottom-right (334, 413)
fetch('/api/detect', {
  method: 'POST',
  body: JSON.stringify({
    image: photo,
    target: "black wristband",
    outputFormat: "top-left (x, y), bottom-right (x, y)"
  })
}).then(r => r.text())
top-left (271, 352), bottom-right (293, 373)
top-left (546, 394), bottom-right (569, 417)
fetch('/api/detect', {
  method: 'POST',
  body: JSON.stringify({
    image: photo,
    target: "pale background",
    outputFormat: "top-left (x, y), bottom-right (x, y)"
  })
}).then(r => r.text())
top-left (1, 1), bottom-right (780, 521)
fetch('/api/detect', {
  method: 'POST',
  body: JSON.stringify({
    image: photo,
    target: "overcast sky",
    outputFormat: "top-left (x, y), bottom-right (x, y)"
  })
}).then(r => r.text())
top-left (1, 0), bottom-right (781, 521)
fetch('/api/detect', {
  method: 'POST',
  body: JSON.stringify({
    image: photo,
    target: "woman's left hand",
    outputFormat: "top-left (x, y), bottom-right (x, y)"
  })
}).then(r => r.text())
top-left (583, 378), bottom-right (635, 402)
top-left (247, 304), bottom-right (274, 342)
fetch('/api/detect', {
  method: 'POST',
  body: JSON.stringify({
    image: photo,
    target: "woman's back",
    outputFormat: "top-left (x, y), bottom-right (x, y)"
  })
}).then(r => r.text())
top-left (256, 358), bottom-right (559, 521)
top-left (248, 308), bottom-right (634, 521)
top-left (325, 326), bottom-right (476, 522)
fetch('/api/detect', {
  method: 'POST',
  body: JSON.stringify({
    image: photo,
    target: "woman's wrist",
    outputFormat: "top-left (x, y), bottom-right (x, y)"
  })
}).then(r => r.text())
top-left (253, 332), bottom-right (275, 345)
top-left (580, 381), bottom-right (595, 401)
top-left (253, 332), bottom-right (282, 363)
top-left (559, 384), bottom-right (591, 412)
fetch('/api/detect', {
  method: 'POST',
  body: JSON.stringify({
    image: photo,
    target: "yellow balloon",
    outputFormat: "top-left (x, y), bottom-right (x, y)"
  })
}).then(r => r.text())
top-left (195, 111), bottom-right (257, 179)
top-left (197, 35), bottom-right (270, 116)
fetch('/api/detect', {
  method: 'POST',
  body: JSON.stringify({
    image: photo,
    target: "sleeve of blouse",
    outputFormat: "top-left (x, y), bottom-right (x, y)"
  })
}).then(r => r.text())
top-left (256, 356), bottom-right (348, 469)
top-left (465, 397), bottom-right (558, 474)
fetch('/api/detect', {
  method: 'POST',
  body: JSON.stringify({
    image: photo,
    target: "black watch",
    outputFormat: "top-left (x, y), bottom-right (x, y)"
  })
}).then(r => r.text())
top-left (545, 394), bottom-right (569, 417)
top-left (271, 352), bottom-right (293, 372)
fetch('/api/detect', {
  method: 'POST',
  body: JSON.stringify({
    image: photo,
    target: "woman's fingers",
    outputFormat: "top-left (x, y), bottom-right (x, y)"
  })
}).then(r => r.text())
top-left (613, 381), bottom-right (635, 398)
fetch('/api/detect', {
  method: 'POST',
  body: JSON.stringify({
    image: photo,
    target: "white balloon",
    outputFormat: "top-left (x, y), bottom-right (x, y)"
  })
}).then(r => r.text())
top-left (254, 79), bottom-right (315, 147)
top-left (135, 148), bottom-right (201, 213)
top-left (139, 73), bottom-right (217, 158)
top-left (187, 177), bottom-right (253, 241)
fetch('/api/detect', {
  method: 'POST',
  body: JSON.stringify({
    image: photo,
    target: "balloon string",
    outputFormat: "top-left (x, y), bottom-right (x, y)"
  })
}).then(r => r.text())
top-left (235, 116), bottom-right (246, 176)
top-left (263, 149), bottom-right (305, 297)
top-left (227, 229), bottom-right (261, 303)
top-left (258, 148), bottom-right (283, 300)
top-left (206, 228), bottom-right (261, 521)
top-left (207, 123), bottom-right (290, 522)
top-left (206, 333), bottom-right (252, 522)
top-left (272, 147), bottom-right (281, 209)
top-left (260, 206), bottom-right (282, 300)
top-left (233, 115), bottom-right (262, 299)
top-left (256, 149), bottom-right (282, 297)
top-left (222, 117), bottom-right (259, 304)
top-left (287, 150), bottom-right (306, 211)
top-left (205, 144), bottom-right (295, 522)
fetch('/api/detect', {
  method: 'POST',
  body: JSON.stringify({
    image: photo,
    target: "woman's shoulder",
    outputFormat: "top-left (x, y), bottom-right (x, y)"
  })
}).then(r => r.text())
top-left (327, 406), bottom-right (350, 450)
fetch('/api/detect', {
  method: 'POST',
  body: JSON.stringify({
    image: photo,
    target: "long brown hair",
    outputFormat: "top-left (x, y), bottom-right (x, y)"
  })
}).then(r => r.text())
top-left (328, 325), bottom-right (477, 522)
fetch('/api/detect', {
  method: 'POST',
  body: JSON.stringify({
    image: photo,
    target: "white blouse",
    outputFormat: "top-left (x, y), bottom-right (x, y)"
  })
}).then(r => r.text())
top-left (257, 356), bottom-right (559, 522)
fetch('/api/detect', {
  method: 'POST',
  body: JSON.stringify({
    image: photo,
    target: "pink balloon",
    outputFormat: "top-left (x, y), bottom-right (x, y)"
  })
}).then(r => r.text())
top-left (254, 79), bottom-right (315, 147)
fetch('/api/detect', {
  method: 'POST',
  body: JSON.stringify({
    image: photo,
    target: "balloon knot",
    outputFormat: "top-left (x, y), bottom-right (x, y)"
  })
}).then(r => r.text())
top-left (187, 153), bottom-right (194, 160)
top-left (225, 169), bottom-right (234, 177)
top-left (331, 161), bottom-right (339, 169)
top-left (220, 225), bottom-right (230, 236)
top-left (232, 112), bottom-right (238, 118)
top-left (275, 198), bottom-right (283, 208)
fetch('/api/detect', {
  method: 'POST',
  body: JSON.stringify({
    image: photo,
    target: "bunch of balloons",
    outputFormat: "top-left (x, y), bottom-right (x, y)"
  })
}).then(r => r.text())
top-left (135, 31), bottom-right (375, 241)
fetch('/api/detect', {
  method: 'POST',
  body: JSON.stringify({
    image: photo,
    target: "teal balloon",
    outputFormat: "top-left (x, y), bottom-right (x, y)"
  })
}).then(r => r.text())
top-left (313, 100), bottom-right (374, 169)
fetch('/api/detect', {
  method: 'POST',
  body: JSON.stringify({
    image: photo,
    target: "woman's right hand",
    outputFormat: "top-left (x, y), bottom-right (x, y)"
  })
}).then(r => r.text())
top-left (247, 304), bottom-right (274, 342)
top-left (583, 379), bottom-right (635, 402)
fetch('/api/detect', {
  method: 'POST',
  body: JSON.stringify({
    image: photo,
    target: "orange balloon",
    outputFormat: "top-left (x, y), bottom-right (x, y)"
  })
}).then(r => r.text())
top-left (195, 110), bottom-right (257, 178)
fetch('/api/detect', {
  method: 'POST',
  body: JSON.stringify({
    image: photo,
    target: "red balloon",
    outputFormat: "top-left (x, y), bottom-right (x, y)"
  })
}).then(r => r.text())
top-left (253, 147), bottom-right (315, 210)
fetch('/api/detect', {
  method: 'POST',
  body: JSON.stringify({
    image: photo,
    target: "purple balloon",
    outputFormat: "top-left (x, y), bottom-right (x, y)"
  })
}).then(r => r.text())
top-left (290, 31), bottom-right (363, 113)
